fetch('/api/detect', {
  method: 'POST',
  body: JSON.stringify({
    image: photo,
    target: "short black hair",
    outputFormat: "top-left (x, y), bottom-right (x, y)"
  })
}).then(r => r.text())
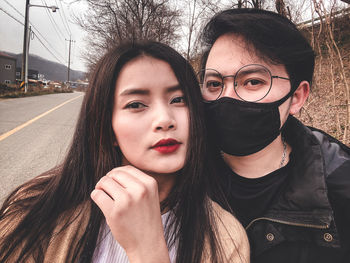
top-left (201, 8), bottom-right (315, 91)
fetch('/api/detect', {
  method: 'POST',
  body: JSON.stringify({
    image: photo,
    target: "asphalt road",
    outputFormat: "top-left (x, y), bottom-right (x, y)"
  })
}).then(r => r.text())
top-left (0, 92), bottom-right (84, 203)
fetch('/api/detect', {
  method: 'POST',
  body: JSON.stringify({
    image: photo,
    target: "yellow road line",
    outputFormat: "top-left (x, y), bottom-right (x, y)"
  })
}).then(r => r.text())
top-left (0, 94), bottom-right (84, 142)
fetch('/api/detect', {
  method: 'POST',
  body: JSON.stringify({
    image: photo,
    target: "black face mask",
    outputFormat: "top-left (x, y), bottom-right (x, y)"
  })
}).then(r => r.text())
top-left (204, 92), bottom-right (294, 156)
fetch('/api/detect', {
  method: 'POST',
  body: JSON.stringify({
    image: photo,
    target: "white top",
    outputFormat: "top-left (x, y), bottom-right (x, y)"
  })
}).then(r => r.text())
top-left (92, 211), bottom-right (177, 263)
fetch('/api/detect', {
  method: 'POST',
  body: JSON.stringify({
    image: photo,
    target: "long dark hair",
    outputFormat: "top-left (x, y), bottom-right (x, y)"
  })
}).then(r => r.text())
top-left (0, 41), bottom-right (227, 262)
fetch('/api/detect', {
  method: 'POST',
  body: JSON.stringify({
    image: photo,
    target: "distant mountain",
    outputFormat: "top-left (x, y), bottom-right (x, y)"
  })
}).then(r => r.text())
top-left (1, 51), bottom-right (86, 82)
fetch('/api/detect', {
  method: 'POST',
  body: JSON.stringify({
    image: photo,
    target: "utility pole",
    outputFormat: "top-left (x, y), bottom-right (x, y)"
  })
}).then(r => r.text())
top-left (21, 2), bottom-right (59, 92)
top-left (66, 37), bottom-right (75, 85)
top-left (21, 0), bottom-right (30, 92)
top-left (24, 26), bottom-right (32, 93)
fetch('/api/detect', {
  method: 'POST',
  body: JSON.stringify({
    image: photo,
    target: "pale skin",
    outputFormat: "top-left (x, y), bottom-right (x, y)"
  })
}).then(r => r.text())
top-left (91, 166), bottom-right (170, 263)
top-left (206, 33), bottom-right (310, 178)
top-left (91, 56), bottom-right (190, 263)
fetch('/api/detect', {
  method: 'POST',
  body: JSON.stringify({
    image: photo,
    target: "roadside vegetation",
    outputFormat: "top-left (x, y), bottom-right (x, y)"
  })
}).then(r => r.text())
top-left (0, 83), bottom-right (73, 99)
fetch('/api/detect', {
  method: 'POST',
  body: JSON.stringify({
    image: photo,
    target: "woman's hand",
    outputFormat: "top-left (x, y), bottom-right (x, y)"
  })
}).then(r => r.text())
top-left (91, 165), bottom-right (170, 263)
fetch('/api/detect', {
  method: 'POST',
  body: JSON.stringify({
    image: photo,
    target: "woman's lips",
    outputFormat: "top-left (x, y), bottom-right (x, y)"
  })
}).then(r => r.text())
top-left (151, 139), bottom-right (181, 154)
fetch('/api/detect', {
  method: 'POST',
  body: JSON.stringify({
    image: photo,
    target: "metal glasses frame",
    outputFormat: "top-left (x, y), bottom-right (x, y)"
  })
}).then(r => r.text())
top-left (198, 64), bottom-right (290, 102)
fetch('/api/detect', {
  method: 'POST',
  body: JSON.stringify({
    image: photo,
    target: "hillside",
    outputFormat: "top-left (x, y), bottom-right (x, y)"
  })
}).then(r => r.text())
top-left (1, 51), bottom-right (86, 82)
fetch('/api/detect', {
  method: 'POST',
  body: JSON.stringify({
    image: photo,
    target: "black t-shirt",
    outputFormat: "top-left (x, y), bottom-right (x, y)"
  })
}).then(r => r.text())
top-left (218, 151), bottom-right (294, 227)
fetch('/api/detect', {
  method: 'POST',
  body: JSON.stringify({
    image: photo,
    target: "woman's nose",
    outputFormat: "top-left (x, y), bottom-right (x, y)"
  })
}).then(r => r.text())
top-left (153, 106), bottom-right (176, 131)
top-left (156, 122), bottom-right (175, 131)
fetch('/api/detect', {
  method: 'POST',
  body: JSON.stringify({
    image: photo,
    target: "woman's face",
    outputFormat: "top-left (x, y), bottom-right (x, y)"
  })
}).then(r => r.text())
top-left (112, 56), bottom-right (189, 175)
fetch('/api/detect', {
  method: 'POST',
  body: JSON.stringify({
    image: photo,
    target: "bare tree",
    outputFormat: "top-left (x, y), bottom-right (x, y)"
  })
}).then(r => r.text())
top-left (275, 0), bottom-right (293, 19)
top-left (228, 0), bottom-right (266, 8)
top-left (177, 0), bottom-right (225, 61)
top-left (75, 0), bottom-right (180, 70)
top-left (179, 0), bottom-right (274, 62)
top-left (310, 0), bottom-right (350, 143)
top-left (182, 0), bottom-right (202, 61)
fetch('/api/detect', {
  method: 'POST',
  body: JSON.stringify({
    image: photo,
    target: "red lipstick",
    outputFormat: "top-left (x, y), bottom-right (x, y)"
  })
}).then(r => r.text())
top-left (152, 139), bottom-right (181, 154)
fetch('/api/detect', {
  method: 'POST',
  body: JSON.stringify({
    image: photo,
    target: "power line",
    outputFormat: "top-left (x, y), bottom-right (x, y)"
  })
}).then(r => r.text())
top-left (56, 0), bottom-right (72, 36)
top-left (41, 0), bottom-right (68, 40)
top-left (60, 1), bottom-right (72, 36)
top-left (0, 6), bottom-right (65, 64)
top-left (32, 28), bottom-right (66, 61)
top-left (2, 1), bottom-right (66, 61)
top-left (33, 31), bottom-right (65, 64)
top-left (0, 6), bottom-right (24, 25)
top-left (3, 0), bottom-right (24, 18)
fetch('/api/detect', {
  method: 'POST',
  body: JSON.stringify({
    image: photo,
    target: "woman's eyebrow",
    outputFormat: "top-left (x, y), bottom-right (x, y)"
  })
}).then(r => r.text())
top-left (119, 88), bottom-right (150, 96)
top-left (119, 84), bottom-right (181, 97)
top-left (166, 84), bottom-right (181, 93)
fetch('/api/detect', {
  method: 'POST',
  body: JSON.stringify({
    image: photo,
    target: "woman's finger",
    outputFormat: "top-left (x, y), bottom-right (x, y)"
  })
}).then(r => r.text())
top-left (95, 176), bottom-right (125, 201)
top-left (109, 166), bottom-right (158, 192)
top-left (91, 189), bottom-right (115, 216)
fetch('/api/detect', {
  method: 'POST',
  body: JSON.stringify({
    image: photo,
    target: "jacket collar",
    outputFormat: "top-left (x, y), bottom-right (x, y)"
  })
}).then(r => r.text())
top-left (263, 115), bottom-right (334, 228)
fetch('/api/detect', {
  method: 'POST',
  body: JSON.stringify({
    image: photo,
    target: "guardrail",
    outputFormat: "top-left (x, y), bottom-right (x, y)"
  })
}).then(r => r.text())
top-left (297, 7), bottom-right (350, 29)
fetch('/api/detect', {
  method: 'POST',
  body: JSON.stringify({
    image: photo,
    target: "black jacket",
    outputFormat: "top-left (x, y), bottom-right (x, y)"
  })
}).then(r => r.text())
top-left (218, 116), bottom-right (350, 263)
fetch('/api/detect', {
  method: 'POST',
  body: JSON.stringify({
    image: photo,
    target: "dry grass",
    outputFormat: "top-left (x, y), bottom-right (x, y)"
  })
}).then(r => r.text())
top-left (297, 53), bottom-right (350, 146)
top-left (0, 84), bottom-right (73, 98)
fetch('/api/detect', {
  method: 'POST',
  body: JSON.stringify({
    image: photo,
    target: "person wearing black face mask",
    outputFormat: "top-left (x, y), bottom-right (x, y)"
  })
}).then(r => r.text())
top-left (200, 8), bottom-right (350, 263)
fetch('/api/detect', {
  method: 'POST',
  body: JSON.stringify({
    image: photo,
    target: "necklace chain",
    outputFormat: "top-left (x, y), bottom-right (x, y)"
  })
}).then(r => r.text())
top-left (220, 136), bottom-right (287, 168)
top-left (280, 136), bottom-right (287, 168)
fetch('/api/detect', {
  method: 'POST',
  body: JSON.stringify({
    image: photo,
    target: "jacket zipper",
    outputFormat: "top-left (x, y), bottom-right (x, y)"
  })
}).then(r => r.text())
top-left (245, 217), bottom-right (329, 230)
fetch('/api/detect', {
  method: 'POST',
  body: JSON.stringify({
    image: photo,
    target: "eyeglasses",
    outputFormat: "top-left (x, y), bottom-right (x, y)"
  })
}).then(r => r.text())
top-left (197, 64), bottom-right (290, 102)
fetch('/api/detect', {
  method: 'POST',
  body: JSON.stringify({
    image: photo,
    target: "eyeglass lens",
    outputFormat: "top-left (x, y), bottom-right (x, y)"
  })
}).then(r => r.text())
top-left (198, 65), bottom-right (273, 102)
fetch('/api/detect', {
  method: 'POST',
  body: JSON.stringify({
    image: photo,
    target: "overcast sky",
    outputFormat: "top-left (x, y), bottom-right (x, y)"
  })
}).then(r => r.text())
top-left (1, 0), bottom-right (347, 73)
top-left (0, 0), bottom-right (88, 72)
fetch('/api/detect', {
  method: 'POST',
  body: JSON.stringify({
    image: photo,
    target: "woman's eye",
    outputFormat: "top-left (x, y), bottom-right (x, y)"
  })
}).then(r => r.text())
top-left (171, 96), bottom-right (185, 104)
top-left (125, 102), bottom-right (147, 109)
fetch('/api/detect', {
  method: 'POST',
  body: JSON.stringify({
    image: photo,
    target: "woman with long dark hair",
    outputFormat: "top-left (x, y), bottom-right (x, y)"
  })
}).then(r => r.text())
top-left (0, 41), bottom-right (249, 262)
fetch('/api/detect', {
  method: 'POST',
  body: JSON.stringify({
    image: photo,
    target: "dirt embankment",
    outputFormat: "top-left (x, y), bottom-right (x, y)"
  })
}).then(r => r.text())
top-left (299, 15), bottom-right (350, 146)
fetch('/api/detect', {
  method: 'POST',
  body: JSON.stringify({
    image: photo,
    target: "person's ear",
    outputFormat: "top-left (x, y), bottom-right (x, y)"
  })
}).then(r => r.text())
top-left (113, 139), bottom-right (118, 147)
top-left (289, 81), bottom-right (310, 115)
